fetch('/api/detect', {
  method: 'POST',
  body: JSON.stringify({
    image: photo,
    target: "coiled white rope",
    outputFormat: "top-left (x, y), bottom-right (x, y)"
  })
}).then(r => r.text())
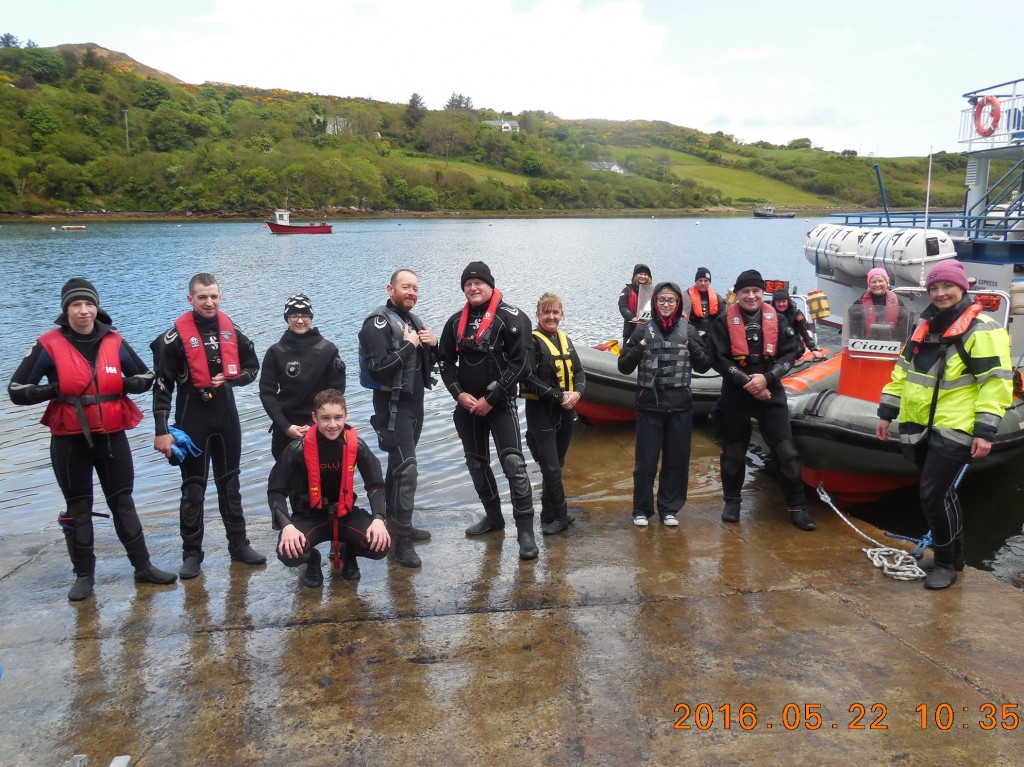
top-left (815, 484), bottom-right (926, 581)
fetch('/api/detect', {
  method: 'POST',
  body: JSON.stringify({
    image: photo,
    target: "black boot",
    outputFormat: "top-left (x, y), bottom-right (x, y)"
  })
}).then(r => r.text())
top-left (134, 562), bottom-right (178, 585)
top-left (394, 537), bottom-right (422, 568)
top-left (924, 543), bottom-right (958, 589)
top-left (466, 503), bottom-right (505, 536)
top-left (721, 496), bottom-right (741, 523)
top-left (409, 526), bottom-right (432, 542)
top-left (341, 550), bottom-right (361, 581)
top-left (789, 507), bottom-right (816, 531)
top-left (229, 541), bottom-right (267, 565)
top-left (541, 505), bottom-right (571, 536)
top-left (179, 550), bottom-right (204, 580)
top-left (516, 518), bottom-right (538, 560)
top-left (304, 548), bottom-right (324, 588)
top-left (924, 565), bottom-right (957, 590)
top-left (68, 574), bottom-right (94, 602)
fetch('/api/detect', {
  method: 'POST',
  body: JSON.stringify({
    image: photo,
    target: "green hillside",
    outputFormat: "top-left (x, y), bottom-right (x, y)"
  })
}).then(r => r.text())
top-left (0, 38), bottom-right (971, 216)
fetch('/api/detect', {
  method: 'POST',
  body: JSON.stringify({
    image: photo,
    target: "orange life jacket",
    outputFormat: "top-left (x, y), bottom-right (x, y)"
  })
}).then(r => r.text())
top-left (688, 287), bottom-right (719, 318)
top-left (858, 290), bottom-right (901, 327)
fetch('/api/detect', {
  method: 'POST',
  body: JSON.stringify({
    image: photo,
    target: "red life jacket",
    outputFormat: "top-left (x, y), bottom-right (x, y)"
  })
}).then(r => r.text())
top-left (304, 424), bottom-right (359, 570)
top-left (687, 287), bottom-right (719, 318)
top-left (38, 329), bottom-right (143, 437)
top-left (909, 301), bottom-right (983, 345)
top-left (726, 303), bottom-right (779, 365)
top-left (174, 311), bottom-right (241, 388)
top-left (858, 290), bottom-right (901, 327)
top-left (456, 289), bottom-right (502, 351)
top-left (627, 287), bottom-right (638, 315)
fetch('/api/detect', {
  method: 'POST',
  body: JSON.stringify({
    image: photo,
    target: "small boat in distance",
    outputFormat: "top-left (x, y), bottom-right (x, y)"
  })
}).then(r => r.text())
top-left (265, 209), bottom-right (332, 234)
top-left (753, 203), bottom-right (795, 219)
top-left (60, 225), bottom-right (87, 231)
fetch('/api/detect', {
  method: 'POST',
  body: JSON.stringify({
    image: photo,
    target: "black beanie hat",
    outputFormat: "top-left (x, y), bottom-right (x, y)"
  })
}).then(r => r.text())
top-left (733, 269), bottom-right (766, 293)
top-left (283, 293), bottom-right (313, 319)
top-left (632, 263), bottom-right (652, 280)
top-left (772, 288), bottom-right (790, 304)
top-left (695, 266), bottom-right (712, 281)
top-left (461, 261), bottom-right (495, 288)
top-left (61, 277), bottom-right (100, 312)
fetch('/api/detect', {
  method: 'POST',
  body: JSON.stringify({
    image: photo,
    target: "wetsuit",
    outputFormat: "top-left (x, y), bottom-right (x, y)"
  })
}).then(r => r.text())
top-left (617, 283), bottom-right (643, 347)
top-left (268, 427), bottom-right (387, 567)
top-left (260, 327), bottom-right (346, 459)
top-left (357, 299), bottom-right (436, 539)
top-left (708, 303), bottom-right (806, 510)
top-left (152, 310), bottom-right (260, 559)
top-left (8, 314), bottom-right (156, 577)
top-left (618, 290), bottom-right (712, 521)
top-left (438, 295), bottom-right (534, 530)
top-left (776, 305), bottom-right (819, 353)
top-left (521, 329), bottom-right (586, 527)
top-left (687, 287), bottom-right (725, 338)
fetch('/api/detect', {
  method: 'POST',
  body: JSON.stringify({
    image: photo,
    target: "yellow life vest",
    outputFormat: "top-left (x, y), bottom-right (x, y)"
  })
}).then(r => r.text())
top-left (522, 330), bottom-right (575, 399)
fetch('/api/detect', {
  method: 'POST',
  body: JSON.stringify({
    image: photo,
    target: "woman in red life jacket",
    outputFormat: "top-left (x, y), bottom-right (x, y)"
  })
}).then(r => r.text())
top-left (617, 263), bottom-right (653, 347)
top-left (8, 278), bottom-right (178, 601)
top-left (852, 267), bottom-right (905, 339)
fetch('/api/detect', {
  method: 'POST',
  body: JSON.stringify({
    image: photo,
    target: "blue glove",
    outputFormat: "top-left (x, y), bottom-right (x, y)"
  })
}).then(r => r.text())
top-left (168, 425), bottom-right (203, 465)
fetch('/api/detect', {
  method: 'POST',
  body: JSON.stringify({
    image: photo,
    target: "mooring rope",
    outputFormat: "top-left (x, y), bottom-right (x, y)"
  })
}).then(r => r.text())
top-left (815, 483), bottom-right (927, 581)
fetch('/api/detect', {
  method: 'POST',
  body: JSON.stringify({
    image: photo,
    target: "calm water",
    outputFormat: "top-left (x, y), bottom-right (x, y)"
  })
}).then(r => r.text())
top-left (2, 216), bottom-right (1022, 582)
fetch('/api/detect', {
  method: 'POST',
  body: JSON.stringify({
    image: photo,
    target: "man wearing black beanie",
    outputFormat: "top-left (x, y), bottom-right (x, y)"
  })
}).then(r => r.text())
top-left (706, 269), bottom-right (816, 531)
top-left (687, 266), bottom-right (725, 337)
top-left (438, 261), bottom-right (539, 560)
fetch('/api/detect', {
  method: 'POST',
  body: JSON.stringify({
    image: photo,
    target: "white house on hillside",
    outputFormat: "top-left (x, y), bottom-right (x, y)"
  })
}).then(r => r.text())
top-left (588, 161), bottom-right (625, 174)
top-left (482, 119), bottom-right (521, 133)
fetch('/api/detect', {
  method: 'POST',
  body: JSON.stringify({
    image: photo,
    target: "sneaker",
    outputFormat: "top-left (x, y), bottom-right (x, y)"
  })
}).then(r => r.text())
top-left (633, 514), bottom-right (649, 527)
top-left (662, 514), bottom-right (679, 527)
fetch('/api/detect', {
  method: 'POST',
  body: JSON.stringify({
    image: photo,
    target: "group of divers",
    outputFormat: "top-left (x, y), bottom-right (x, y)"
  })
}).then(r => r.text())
top-left (7, 255), bottom-right (1012, 601)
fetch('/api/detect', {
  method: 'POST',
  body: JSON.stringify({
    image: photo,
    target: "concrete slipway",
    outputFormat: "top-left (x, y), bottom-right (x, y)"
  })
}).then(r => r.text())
top-left (1, 464), bottom-right (1022, 765)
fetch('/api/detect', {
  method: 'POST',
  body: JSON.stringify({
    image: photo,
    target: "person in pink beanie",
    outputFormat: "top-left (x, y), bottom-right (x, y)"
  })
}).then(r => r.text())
top-left (875, 259), bottom-right (1012, 590)
top-left (853, 267), bottom-right (905, 338)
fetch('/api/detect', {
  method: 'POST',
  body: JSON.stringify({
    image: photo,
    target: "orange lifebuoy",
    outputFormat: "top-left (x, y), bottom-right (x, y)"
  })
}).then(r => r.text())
top-left (974, 95), bottom-right (1001, 138)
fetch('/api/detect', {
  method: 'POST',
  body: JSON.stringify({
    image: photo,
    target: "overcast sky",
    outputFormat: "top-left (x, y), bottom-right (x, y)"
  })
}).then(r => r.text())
top-left (7, 0), bottom-right (1020, 156)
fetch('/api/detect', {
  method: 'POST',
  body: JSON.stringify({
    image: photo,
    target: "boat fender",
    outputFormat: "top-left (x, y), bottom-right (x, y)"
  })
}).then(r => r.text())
top-left (974, 95), bottom-right (1001, 138)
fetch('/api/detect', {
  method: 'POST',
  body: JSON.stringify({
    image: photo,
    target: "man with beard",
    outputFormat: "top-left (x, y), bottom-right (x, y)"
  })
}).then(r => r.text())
top-left (357, 269), bottom-right (437, 568)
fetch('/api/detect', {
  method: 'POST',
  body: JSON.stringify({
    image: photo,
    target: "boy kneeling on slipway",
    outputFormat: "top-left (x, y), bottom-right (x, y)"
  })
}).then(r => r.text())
top-left (268, 389), bottom-right (391, 587)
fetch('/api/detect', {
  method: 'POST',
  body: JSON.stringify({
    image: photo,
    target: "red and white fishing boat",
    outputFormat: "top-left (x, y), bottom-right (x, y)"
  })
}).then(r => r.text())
top-left (265, 209), bottom-right (332, 234)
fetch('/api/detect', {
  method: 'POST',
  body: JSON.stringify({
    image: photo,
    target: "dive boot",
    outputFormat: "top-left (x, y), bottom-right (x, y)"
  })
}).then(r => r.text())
top-left (394, 537), bottom-right (422, 568)
top-left (789, 507), bottom-right (816, 531)
top-left (68, 574), bottom-right (94, 602)
top-left (229, 541), bottom-right (267, 565)
top-left (134, 562), bottom-right (178, 585)
top-left (721, 496), bottom-right (741, 523)
top-left (179, 551), bottom-right (204, 580)
top-left (304, 548), bottom-right (324, 588)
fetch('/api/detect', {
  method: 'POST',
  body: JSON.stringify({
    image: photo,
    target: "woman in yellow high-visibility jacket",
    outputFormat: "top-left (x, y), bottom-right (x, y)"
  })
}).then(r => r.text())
top-left (876, 260), bottom-right (1013, 590)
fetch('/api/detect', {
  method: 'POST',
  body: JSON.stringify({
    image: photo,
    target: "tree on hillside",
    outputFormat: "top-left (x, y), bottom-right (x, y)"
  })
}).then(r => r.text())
top-left (1, 33), bottom-right (20, 48)
top-left (136, 79), bottom-right (171, 110)
top-left (444, 92), bottom-right (473, 111)
top-left (406, 92), bottom-right (426, 129)
top-left (23, 49), bottom-right (64, 83)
